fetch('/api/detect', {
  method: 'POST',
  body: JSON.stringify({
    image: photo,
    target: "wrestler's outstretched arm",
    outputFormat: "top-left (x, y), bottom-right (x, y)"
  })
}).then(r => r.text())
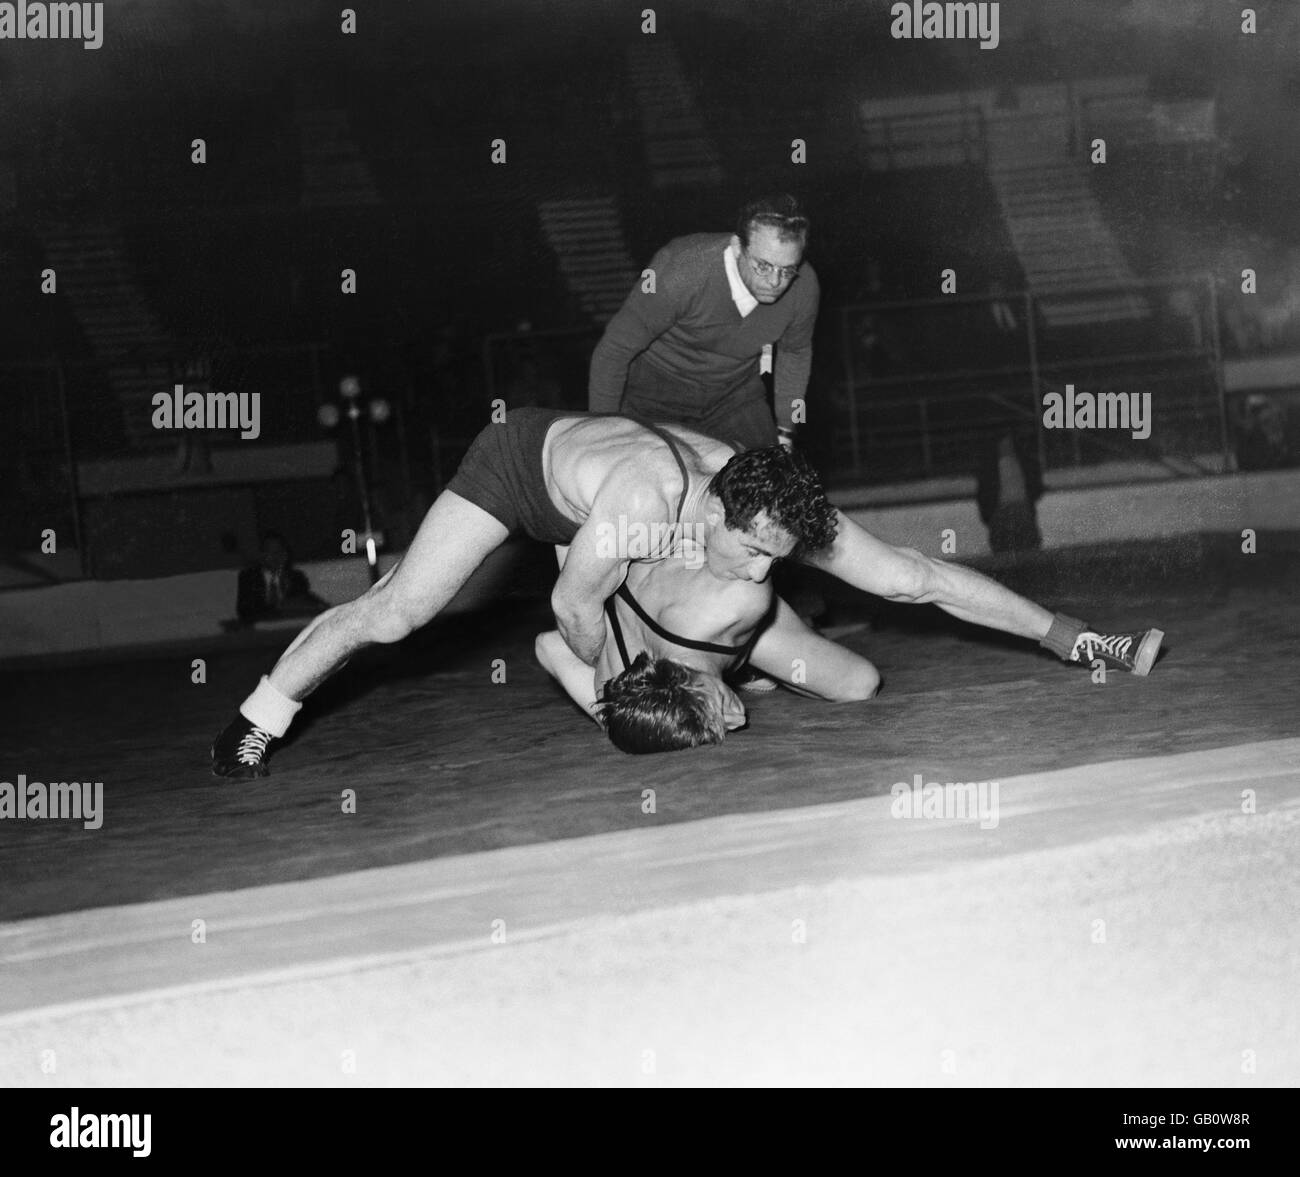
top-left (748, 597), bottom-right (881, 701)
top-left (803, 511), bottom-right (1054, 640)
top-left (535, 631), bottom-right (603, 726)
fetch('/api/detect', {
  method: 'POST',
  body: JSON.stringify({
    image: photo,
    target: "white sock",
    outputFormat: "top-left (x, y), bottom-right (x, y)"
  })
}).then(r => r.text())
top-left (239, 675), bottom-right (302, 738)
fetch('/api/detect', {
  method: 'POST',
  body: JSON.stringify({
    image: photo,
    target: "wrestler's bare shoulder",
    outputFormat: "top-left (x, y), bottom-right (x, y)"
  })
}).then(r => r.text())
top-left (546, 416), bottom-right (736, 517)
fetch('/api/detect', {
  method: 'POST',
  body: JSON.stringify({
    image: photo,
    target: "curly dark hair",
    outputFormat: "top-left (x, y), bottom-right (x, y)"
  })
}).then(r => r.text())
top-left (596, 652), bottom-right (727, 754)
top-left (707, 446), bottom-right (839, 556)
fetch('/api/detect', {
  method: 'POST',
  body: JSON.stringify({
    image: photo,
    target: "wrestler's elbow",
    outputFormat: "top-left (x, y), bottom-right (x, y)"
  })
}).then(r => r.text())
top-left (550, 596), bottom-right (600, 658)
top-left (587, 384), bottom-right (622, 414)
top-left (550, 587), bottom-right (583, 631)
top-left (534, 631), bottom-right (559, 675)
top-left (884, 548), bottom-right (938, 603)
top-left (588, 347), bottom-right (628, 411)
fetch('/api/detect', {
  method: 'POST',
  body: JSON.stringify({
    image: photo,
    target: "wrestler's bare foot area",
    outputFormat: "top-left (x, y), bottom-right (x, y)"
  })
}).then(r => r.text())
top-left (211, 714), bottom-right (275, 778)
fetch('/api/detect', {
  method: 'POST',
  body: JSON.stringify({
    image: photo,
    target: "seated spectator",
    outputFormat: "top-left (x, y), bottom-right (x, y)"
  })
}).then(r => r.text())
top-left (237, 532), bottom-right (327, 624)
top-left (1235, 394), bottom-right (1292, 471)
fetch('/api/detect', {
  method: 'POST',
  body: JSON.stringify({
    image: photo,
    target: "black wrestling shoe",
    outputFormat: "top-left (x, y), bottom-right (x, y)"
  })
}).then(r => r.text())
top-left (211, 714), bottom-right (275, 779)
top-left (1068, 628), bottom-right (1164, 676)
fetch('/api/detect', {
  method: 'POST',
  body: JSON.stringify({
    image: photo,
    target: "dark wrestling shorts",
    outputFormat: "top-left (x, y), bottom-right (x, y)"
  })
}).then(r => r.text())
top-left (445, 408), bottom-right (585, 546)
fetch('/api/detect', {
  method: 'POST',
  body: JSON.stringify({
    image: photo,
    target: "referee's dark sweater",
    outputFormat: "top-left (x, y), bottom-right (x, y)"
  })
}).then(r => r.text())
top-left (588, 233), bottom-right (820, 433)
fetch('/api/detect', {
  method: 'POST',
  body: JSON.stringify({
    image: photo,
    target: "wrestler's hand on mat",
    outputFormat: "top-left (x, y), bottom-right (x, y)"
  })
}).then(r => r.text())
top-left (698, 677), bottom-right (747, 732)
top-left (721, 684), bottom-right (747, 731)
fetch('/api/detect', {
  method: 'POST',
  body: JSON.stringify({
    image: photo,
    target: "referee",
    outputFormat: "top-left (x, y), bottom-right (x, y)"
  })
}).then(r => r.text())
top-left (588, 193), bottom-right (819, 454)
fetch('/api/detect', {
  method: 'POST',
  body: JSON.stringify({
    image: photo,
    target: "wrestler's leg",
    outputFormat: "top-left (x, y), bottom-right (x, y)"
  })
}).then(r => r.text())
top-left (748, 597), bottom-right (881, 701)
top-left (268, 491), bottom-right (510, 698)
top-left (212, 491), bottom-right (509, 777)
top-left (804, 510), bottom-right (1054, 641)
top-left (802, 510), bottom-right (1162, 673)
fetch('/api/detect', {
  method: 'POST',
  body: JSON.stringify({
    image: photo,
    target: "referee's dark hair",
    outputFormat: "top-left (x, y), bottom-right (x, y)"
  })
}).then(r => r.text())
top-left (736, 194), bottom-right (809, 248)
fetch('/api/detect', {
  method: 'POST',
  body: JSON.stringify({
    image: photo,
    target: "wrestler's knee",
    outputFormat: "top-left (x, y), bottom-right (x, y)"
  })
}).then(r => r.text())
top-left (842, 660), bottom-right (881, 701)
top-left (356, 580), bottom-right (434, 644)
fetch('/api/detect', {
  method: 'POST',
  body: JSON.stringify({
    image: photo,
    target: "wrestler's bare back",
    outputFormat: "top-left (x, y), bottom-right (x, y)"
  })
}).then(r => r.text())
top-left (542, 416), bottom-right (736, 531)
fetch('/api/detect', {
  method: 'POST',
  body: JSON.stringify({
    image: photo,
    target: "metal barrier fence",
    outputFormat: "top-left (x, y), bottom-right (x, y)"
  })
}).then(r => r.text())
top-left (0, 344), bottom-right (420, 579)
top-left (836, 275), bottom-right (1231, 483)
top-left (858, 92), bottom-right (1217, 174)
top-left (7, 274), bottom-right (1295, 581)
top-left (6, 344), bottom-right (329, 455)
top-left (476, 276), bottom-right (1247, 486)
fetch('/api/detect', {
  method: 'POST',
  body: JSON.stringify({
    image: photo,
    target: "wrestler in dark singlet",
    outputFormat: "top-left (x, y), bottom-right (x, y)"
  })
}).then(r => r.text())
top-left (446, 409), bottom-right (694, 545)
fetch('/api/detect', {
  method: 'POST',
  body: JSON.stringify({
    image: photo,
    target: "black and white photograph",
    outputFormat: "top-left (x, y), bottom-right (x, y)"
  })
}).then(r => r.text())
top-left (1, 0), bottom-right (1296, 1123)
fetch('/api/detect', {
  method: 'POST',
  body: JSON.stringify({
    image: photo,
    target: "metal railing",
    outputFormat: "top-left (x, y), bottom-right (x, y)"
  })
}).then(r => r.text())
top-left (836, 275), bottom-right (1232, 483)
top-left (7, 274), bottom-right (1293, 582)
top-left (476, 276), bottom-right (1251, 487)
top-left (857, 92), bottom-right (1217, 174)
top-left (0, 343), bottom-right (420, 581)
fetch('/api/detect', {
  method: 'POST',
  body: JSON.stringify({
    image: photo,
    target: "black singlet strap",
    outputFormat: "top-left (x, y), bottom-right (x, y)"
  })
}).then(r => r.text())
top-left (635, 420), bottom-right (692, 522)
top-left (586, 412), bottom-right (693, 524)
top-left (615, 582), bottom-right (749, 658)
top-left (606, 583), bottom-right (776, 673)
top-left (604, 595), bottom-right (633, 671)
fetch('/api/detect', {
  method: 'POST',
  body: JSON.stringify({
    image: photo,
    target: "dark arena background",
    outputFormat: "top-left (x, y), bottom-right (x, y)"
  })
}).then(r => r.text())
top-left (1, 0), bottom-right (1298, 1108)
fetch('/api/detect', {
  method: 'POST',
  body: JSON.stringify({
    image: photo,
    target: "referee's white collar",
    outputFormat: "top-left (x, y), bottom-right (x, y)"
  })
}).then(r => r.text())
top-left (723, 244), bottom-right (759, 317)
